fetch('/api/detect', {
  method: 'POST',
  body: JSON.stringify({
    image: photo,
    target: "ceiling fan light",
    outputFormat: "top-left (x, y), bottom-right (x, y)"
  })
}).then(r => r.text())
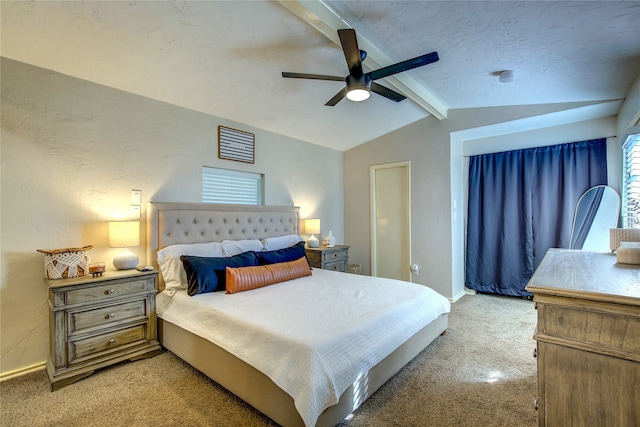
top-left (346, 88), bottom-right (370, 102)
top-left (345, 74), bottom-right (371, 102)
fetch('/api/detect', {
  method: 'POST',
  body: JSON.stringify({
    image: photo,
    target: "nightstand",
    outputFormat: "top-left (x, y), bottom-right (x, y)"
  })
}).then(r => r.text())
top-left (305, 245), bottom-right (349, 272)
top-left (46, 269), bottom-right (161, 391)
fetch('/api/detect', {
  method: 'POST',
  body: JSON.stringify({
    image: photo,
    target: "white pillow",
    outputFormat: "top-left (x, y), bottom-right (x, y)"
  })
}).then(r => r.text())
top-left (221, 239), bottom-right (264, 257)
top-left (261, 234), bottom-right (303, 251)
top-left (157, 242), bottom-right (223, 290)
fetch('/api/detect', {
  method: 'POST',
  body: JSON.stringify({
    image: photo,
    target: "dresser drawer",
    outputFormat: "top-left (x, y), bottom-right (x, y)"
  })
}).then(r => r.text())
top-left (64, 278), bottom-right (152, 306)
top-left (69, 324), bottom-right (148, 364)
top-left (537, 300), bottom-right (640, 357)
top-left (68, 299), bottom-right (148, 336)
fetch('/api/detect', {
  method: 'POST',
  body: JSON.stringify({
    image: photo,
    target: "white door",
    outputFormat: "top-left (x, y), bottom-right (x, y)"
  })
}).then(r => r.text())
top-left (370, 162), bottom-right (411, 281)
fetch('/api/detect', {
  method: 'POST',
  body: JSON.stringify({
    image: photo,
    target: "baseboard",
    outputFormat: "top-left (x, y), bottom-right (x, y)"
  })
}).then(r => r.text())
top-left (449, 289), bottom-right (467, 303)
top-left (0, 361), bottom-right (46, 382)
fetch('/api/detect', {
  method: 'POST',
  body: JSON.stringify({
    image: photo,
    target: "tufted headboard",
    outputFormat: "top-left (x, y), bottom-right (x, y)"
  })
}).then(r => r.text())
top-left (147, 202), bottom-right (300, 287)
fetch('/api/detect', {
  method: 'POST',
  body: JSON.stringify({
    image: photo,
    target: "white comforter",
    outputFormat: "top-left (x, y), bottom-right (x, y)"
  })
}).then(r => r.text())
top-left (157, 268), bottom-right (450, 427)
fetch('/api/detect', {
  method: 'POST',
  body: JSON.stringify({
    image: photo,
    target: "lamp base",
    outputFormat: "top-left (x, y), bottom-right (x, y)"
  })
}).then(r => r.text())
top-left (113, 248), bottom-right (139, 270)
top-left (307, 235), bottom-right (319, 248)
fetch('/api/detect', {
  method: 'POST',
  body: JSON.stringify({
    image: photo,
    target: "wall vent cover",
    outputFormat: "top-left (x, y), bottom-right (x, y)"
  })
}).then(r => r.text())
top-left (218, 126), bottom-right (255, 164)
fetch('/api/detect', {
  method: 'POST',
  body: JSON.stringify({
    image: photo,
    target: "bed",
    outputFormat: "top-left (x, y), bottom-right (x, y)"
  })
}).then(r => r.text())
top-left (147, 202), bottom-right (450, 427)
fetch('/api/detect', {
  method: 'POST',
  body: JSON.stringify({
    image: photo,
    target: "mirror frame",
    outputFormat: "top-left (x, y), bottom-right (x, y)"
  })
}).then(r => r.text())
top-left (569, 185), bottom-right (620, 250)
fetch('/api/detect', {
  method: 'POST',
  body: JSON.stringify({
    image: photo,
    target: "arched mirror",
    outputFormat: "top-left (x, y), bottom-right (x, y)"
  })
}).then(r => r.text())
top-left (569, 185), bottom-right (620, 251)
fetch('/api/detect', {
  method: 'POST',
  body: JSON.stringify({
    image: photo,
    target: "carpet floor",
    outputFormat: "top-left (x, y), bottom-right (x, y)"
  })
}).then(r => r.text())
top-left (0, 293), bottom-right (538, 427)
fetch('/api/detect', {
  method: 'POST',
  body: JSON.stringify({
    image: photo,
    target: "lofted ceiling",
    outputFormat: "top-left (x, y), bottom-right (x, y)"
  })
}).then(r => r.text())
top-left (1, 1), bottom-right (639, 151)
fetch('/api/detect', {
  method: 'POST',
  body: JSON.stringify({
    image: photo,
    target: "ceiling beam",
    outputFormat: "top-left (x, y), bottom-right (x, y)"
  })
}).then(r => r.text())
top-left (277, 0), bottom-right (448, 120)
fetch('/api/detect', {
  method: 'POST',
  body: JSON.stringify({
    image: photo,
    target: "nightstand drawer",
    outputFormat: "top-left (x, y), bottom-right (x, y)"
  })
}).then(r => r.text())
top-left (324, 260), bottom-right (347, 272)
top-left (306, 245), bottom-right (349, 271)
top-left (323, 250), bottom-right (347, 262)
top-left (69, 299), bottom-right (148, 335)
top-left (69, 324), bottom-right (148, 364)
top-left (65, 279), bottom-right (151, 305)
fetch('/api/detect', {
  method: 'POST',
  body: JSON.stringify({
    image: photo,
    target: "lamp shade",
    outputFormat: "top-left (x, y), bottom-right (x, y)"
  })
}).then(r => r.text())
top-left (304, 219), bottom-right (321, 235)
top-left (304, 218), bottom-right (321, 248)
top-left (109, 221), bottom-right (140, 270)
top-left (109, 221), bottom-right (140, 248)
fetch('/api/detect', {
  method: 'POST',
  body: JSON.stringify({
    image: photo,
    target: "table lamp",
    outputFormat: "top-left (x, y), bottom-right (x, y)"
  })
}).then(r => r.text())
top-left (109, 220), bottom-right (140, 270)
top-left (305, 219), bottom-right (321, 248)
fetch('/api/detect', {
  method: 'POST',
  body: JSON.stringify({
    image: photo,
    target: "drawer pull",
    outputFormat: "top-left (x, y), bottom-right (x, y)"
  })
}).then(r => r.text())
top-left (108, 338), bottom-right (116, 345)
top-left (105, 289), bottom-right (115, 295)
top-left (534, 301), bottom-right (538, 309)
top-left (533, 348), bottom-right (537, 358)
top-left (106, 313), bottom-right (115, 320)
top-left (534, 399), bottom-right (539, 411)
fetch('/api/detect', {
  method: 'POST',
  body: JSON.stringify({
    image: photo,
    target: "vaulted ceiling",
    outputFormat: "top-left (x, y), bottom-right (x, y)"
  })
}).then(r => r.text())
top-left (2, 1), bottom-right (639, 151)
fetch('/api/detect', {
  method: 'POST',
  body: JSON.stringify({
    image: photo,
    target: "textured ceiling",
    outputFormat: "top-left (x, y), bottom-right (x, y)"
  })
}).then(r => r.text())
top-left (2, 1), bottom-right (639, 151)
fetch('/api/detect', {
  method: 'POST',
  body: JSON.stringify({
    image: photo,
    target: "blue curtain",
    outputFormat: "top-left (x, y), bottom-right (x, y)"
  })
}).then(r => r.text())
top-left (465, 139), bottom-right (607, 297)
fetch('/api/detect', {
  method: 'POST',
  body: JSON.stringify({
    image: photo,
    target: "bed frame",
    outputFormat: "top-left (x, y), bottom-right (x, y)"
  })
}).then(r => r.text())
top-left (147, 202), bottom-right (448, 427)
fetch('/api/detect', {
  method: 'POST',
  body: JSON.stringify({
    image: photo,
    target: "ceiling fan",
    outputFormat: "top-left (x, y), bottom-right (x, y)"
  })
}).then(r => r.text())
top-left (282, 28), bottom-right (439, 106)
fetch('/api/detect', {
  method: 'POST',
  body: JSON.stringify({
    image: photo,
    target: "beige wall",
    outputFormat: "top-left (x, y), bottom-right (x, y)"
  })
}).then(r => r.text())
top-left (0, 58), bottom-right (343, 375)
top-left (344, 104), bottom-right (624, 301)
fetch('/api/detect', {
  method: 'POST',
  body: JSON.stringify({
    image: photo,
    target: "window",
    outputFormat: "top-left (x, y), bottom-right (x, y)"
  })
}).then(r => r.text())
top-left (622, 127), bottom-right (640, 228)
top-left (202, 167), bottom-right (264, 205)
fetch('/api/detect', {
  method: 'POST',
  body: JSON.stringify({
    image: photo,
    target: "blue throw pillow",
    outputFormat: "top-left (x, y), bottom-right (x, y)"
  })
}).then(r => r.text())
top-left (181, 251), bottom-right (258, 295)
top-left (256, 241), bottom-right (307, 265)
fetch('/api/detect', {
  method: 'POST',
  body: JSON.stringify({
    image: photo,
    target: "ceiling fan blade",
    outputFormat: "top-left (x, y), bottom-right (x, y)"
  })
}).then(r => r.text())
top-left (371, 82), bottom-right (407, 102)
top-left (325, 87), bottom-right (348, 106)
top-left (282, 72), bottom-right (345, 82)
top-left (338, 29), bottom-right (363, 77)
top-left (368, 52), bottom-right (439, 81)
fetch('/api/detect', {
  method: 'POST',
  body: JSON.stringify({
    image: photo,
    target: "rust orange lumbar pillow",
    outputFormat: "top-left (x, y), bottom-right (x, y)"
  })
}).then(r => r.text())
top-left (226, 256), bottom-right (312, 294)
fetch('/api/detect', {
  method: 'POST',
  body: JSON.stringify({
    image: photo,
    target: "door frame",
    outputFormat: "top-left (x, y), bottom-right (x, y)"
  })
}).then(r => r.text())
top-left (370, 161), bottom-right (411, 280)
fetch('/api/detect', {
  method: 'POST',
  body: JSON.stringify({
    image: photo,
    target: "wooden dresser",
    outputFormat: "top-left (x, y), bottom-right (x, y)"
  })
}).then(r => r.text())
top-left (47, 269), bottom-right (161, 391)
top-left (305, 245), bottom-right (349, 272)
top-left (525, 249), bottom-right (640, 426)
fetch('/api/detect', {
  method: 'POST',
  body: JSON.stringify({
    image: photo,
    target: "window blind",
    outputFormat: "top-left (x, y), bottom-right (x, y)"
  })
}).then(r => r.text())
top-left (622, 128), bottom-right (640, 229)
top-left (202, 167), bottom-right (263, 205)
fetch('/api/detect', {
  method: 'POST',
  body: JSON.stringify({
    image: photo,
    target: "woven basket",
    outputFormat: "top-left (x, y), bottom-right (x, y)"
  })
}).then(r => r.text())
top-left (37, 245), bottom-right (93, 279)
top-left (610, 229), bottom-right (640, 252)
top-left (348, 263), bottom-right (362, 274)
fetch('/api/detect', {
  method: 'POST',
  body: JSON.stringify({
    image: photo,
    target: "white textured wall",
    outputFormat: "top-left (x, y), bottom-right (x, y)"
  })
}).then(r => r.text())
top-left (344, 104), bottom-right (623, 301)
top-left (0, 58), bottom-right (343, 375)
top-left (618, 74), bottom-right (640, 135)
